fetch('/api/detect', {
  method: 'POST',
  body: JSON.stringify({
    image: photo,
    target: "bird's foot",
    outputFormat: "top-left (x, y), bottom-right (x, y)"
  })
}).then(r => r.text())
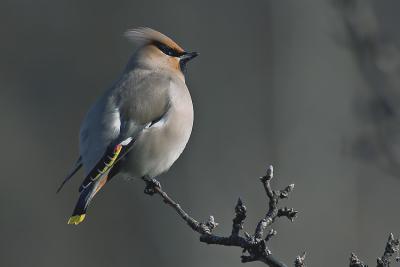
top-left (143, 177), bottom-right (161, 196)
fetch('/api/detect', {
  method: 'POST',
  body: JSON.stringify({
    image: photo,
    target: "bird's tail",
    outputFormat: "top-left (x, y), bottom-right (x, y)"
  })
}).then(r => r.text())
top-left (67, 173), bottom-right (110, 225)
top-left (57, 156), bottom-right (82, 193)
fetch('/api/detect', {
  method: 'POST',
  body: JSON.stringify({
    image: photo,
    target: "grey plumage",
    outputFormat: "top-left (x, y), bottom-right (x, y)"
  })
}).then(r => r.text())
top-left (80, 68), bottom-right (193, 179)
top-left (59, 28), bottom-right (197, 224)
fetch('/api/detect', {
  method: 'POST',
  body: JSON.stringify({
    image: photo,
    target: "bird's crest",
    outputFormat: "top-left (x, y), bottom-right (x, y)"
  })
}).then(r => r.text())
top-left (125, 27), bottom-right (184, 53)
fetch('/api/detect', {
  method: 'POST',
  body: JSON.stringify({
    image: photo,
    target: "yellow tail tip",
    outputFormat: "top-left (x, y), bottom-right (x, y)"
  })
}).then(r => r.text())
top-left (67, 214), bottom-right (86, 225)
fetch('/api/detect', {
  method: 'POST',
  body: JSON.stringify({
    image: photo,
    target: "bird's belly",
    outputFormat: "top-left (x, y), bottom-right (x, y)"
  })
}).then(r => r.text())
top-left (122, 110), bottom-right (193, 179)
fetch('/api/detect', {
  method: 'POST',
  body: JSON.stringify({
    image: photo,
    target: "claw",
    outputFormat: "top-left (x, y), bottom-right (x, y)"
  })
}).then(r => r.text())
top-left (143, 177), bottom-right (161, 195)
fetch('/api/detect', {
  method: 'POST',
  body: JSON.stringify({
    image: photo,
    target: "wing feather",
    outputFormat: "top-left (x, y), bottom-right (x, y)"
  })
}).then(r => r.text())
top-left (56, 156), bottom-right (83, 193)
top-left (78, 71), bottom-right (171, 188)
top-left (78, 137), bottom-right (135, 192)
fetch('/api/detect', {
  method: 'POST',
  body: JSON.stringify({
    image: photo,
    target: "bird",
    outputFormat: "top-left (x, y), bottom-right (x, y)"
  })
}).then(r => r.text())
top-left (57, 27), bottom-right (198, 225)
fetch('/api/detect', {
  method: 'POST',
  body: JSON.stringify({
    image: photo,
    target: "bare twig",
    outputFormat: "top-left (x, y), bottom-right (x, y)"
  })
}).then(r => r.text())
top-left (142, 166), bottom-right (397, 267)
top-left (142, 166), bottom-right (301, 267)
top-left (377, 233), bottom-right (400, 267)
top-left (350, 253), bottom-right (368, 267)
top-left (350, 233), bottom-right (400, 267)
top-left (295, 252), bottom-right (306, 267)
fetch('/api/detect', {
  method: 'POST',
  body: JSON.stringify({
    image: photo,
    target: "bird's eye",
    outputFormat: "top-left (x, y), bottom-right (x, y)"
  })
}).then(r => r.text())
top-left (165, 49), bottom-right (174, 56)
top-left (154, 41), bottom-right (180, 57)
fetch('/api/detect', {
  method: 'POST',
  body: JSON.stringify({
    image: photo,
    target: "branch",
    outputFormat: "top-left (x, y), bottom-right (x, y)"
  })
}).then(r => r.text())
top-left (295, 252), bottom-right (306, 267)
top-left (142, 165), bottom-right (302, 266)
top-left (350, 233), bottom-right (400, 267)
top-left (377, 233), bottom-right (400, 267)
top-left (142, 164), bottom-right (399, 266)
top-left (350, 253), bottom-right (368, 267)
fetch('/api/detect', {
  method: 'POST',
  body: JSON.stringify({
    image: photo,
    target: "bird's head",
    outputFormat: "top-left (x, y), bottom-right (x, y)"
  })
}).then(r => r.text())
top-left (125, 27), bottom-right (198, 78)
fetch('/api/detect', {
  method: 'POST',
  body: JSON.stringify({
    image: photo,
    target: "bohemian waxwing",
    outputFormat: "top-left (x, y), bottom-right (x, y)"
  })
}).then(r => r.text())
top-left (57, 27), bottom-right (198, 225)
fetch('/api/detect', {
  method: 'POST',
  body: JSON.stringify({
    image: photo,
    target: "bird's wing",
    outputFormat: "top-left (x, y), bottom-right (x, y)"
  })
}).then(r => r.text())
top-left (58, 95), bottom-right (129, 193)
top-left (77, 72), bottom-right (172, 191)
top-left (78, 136), bottom-right (136, 192)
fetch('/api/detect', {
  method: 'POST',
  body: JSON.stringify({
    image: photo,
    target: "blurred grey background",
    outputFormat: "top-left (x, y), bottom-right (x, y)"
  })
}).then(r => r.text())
top-left (1, 0), bottom-right (400, 266)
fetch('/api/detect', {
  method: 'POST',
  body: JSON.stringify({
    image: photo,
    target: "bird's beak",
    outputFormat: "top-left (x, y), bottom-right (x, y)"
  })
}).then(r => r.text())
top-left (180, 51), bottom-right (199, 62)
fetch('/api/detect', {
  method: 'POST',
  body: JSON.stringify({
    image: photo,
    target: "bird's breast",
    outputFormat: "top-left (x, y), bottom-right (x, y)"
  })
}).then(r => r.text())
top-left (122, 82), bottom-right (194, 179)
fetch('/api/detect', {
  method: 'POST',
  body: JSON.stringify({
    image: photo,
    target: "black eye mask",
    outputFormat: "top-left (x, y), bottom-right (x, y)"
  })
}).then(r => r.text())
top-left (153, 41), bottom-right (184, 57)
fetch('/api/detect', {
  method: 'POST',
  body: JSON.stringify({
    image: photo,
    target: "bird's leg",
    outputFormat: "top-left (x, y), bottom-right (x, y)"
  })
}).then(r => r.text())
top-left (142, 176), bottom-right (161, 196)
